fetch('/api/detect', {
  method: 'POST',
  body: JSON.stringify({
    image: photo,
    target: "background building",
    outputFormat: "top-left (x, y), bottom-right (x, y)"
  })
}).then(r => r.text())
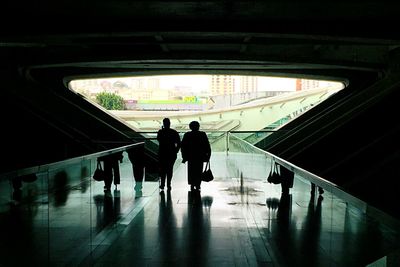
top-left (239, 76), bottom-right (258, 93)
top-left (210, 75), bottom-right (235, 96)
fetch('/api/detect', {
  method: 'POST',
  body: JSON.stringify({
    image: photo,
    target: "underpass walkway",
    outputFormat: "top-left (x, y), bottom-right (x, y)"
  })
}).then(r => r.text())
top-left (1, 152), bottom-right (400, 266)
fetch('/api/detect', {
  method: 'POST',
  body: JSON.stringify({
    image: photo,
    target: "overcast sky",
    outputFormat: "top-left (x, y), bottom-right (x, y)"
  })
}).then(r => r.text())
top-left (159, 75), bottom-right (209, 91)
top-left (74, 75), bottom-right (342, 93)
top-left (156, 74), bottom-right (299, 92)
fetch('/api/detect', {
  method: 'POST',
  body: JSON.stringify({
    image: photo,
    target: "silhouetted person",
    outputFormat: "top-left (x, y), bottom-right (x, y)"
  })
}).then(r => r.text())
top-left (311, 183), bottom-right (324, 195)
top-left (181, 121), bottom-right (211, 191)
top-left (99, 151), bottom-right (123, 192)
top-left (127, 144), bottom-right (146, 193)
top-left (53, 171), bottom-right (70, 206)
top-left (11, 176), bottom-right (23, 203)
top-left (157, 118), bottom-right (181, 191)
top-left (279, 164), bottom-right (294, 195)
top-left (12, 173), bottom-right (38, 203)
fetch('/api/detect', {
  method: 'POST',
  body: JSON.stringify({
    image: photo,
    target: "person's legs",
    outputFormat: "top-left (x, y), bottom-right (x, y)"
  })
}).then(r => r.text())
top-left (166, 159), bottom-right (176, 190)
top-left (133, 164), bottom-right (144, 191)
top-left (189, 160), bottom-right (203, 190)
top-left (187, 161), bottom-right (194, 190)
top-left (281, 183), bottom-right (289, 195)
top-left (196, 161), bottom-right (203, 191)
top-left (112, 160), bottom-right (120, 189)
top-left (103, 160), bottom-right (113, 191)
top-left (159, 160), bottom-right (167, 189)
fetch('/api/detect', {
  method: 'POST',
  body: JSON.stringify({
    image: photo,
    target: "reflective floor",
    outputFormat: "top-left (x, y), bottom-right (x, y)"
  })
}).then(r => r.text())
top-left (1, 152), bottom-right (400, 266)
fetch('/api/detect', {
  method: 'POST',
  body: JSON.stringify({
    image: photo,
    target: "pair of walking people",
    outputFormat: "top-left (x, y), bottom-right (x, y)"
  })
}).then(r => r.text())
top-left (157, 118), bottom-right (211, 192)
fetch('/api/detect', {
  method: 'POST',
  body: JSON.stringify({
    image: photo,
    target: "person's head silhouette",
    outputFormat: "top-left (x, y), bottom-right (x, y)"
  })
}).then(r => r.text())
top-left (189, 121), bottom-right (200, 131)
top-left (163, 118), bottom-right (171, 129)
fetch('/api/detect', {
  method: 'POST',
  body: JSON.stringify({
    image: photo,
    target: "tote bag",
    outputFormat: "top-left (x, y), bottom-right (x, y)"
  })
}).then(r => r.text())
top-left (201, 161), bottom-right (214, 182)
top-left (93, 161), bottom-right (106, 181)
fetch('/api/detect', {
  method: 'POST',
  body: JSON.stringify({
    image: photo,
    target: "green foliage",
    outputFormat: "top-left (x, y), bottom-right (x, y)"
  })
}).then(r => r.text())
top-left (96, 92), bottom-right (125, 110)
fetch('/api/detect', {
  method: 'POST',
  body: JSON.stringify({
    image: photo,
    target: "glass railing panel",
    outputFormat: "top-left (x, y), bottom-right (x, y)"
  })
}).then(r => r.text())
top-left (227, 131), bottom-right (337, 192)
top-left (226, 131), bottom-right (356, 223)
top-left (88, 143), bottom-right (160, 262)
top-left (225, 131), bottom-right (400, 266)
top-left (228, 133), bottom-right (265, 155)
top-left (47, 160), bottom-right (93, 266)
top-left (0, 142), bottom-right (145, 266)
top-left (229, 130), bottom-right (275, 146)
top-left (0, 171), bottom-right (50, 266)
top-left (220, 134), bottom-right (268, 182)
top-left (207, 131), bottom-right (228, 153)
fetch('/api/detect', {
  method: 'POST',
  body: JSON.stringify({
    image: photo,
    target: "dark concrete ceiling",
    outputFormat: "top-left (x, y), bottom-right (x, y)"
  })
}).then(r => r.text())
top-left (2, 0), bottom-right (400, 84)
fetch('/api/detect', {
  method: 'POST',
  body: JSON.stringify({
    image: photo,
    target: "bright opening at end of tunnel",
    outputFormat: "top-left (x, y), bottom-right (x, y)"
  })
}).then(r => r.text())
top-left (68, 75), bottom-right (345, 133)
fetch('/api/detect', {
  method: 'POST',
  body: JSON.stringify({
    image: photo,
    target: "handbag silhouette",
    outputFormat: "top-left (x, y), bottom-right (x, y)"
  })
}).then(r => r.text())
top-left (267, 159), bottom-right (281, 184)
top-left (93, 161), bottom-right (106, 181)
top-left (201, 161), bottom-right (214, 182)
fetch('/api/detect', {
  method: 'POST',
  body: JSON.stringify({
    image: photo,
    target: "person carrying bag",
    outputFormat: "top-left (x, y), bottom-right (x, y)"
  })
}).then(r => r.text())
top-left (181, 121), bottom-right (212, 191)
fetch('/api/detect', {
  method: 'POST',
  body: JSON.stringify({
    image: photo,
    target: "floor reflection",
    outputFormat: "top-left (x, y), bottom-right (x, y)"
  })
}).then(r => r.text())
top-left (3, 153), bottom-right (400, 266)
top-left (93, 190), bottom-right (121, 232)
top-left (182, 191), bottom-right (212, 266)
top-left (158, 191), bottom-right (177, 264)
top-left (277, 193), bottom-right (293, 230)
top-left (298, 194), bottom-right (323, 266)
top-left (268, 194), bottom-right (291, 263)
top-left (0, 187), bottom-right (43, 266)
top-left (340, 200), bottom-right (387, 266)
top-left (53, 171), bottom-right (70, 206)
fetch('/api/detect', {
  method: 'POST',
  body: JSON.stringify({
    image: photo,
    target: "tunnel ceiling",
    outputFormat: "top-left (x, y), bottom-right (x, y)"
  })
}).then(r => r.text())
top-left (2, 0), bottom-right (400, 83)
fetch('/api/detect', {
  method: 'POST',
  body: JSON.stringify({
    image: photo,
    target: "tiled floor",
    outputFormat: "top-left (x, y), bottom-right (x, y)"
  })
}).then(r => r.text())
top-left (1, 152), bottom-right (400, 266)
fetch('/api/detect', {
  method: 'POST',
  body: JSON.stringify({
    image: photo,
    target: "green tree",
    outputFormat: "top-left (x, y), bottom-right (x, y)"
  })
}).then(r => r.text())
top-left (96, 92), bottom-right (125, 110)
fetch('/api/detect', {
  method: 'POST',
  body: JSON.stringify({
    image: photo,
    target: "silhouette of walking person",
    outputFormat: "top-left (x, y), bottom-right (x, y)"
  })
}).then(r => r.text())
top-left (99, 151), bottom-right (123, 192)
top-left (127, 143), bottom-right (146, 195)
top-left (157, 118), bottom-right (181, 191)
top-left (181, 121), bottom-right (211, 192)
top-left (311, 183), bottom-right (324, 196)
